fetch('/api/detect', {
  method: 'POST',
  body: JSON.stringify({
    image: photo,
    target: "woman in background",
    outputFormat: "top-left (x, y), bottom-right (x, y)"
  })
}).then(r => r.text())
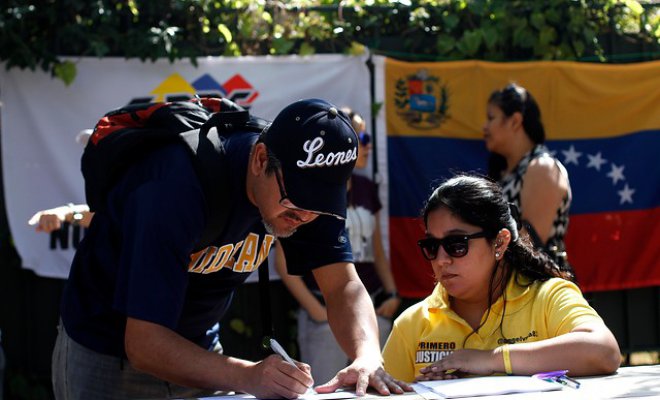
top-left (382, 175), bottom-right (619, 382)
top-left (483, 83), bottom-right (573, 277)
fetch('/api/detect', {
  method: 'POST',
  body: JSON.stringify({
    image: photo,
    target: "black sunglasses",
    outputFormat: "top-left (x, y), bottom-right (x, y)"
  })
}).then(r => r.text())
top-left (358, 131), bottom-right (371, 146)
top-left (417, 232), bottom-right (488, 260)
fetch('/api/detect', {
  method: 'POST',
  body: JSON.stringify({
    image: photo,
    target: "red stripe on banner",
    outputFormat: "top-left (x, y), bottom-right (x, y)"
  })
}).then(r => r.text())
top-left (390, 217), bottom-right (435, 299)
top-left (391, 208), bottom-right (660, 298)
top-left (566, 207), bottom-right (660, 293)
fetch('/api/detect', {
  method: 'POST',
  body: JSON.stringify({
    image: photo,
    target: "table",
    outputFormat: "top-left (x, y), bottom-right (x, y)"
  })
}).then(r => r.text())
top-left (187, 364), bottom-right (660, 400)
top-left (410, 364), bottom-right (660, 399)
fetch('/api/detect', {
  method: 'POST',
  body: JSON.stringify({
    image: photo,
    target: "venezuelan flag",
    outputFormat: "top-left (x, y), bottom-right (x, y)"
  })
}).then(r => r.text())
top-left (384, 59), bottom-right (660, 296)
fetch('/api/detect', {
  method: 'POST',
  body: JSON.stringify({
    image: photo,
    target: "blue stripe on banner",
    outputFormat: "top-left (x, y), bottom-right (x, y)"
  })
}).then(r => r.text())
top-left (388, 130), bottom-right (659, 217)
top-left (387, 137), bottom-right (489, 218)
top-left (546, 130), bottom-right (659, 214)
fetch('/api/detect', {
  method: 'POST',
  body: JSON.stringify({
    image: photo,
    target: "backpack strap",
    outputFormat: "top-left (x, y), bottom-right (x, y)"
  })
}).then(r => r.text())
top-left (258, 256), bottom-right (274, 352)
top-left (179, 124), bottom-right (231, 250)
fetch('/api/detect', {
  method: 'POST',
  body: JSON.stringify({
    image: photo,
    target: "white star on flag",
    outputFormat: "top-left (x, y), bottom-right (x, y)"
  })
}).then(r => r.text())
top-left (618, 184), bottom-right (635, 204)
top-left (607, 163), bottom-right (626, 185)
top-left (586, 152), bottom-right (608, 171)
top-left (562, 145), bottom-right (582, 165)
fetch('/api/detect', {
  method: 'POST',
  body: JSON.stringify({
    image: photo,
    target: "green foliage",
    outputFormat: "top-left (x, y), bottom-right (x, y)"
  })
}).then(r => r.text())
top-left (1, 0), bottom-right (658, 83)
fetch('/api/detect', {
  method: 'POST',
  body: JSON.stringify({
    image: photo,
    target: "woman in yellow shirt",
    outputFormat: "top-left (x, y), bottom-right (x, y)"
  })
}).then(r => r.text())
top-left (382, 175), bottom-right (620, 382)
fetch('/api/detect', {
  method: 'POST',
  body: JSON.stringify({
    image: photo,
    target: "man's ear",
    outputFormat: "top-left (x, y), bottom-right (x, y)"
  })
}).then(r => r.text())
top-left (250, 143), bottom-right (268, 175)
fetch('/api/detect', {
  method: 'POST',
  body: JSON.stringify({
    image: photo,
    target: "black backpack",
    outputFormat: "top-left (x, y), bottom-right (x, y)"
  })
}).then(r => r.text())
top-left (82, 97), bottom-right (269, 249)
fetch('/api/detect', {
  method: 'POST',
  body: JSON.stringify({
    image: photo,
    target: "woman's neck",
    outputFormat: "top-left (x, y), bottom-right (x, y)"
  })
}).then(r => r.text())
top-left (450, 266), bottom-right (508, 330)
top-left (503, 134), bottom-right (536, 174)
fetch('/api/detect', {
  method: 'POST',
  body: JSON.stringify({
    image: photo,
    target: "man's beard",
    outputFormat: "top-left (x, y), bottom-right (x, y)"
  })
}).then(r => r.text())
top-left (262, 219), bottom-right (296, 238)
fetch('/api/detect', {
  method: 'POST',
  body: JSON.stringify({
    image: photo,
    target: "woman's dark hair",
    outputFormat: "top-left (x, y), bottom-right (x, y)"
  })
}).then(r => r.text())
top-left (422, 174), bottom-right (570, 282)
top-left (487, 83), bottom-right (545, 179)
top-left (422, 174), bottom-right (574, 344)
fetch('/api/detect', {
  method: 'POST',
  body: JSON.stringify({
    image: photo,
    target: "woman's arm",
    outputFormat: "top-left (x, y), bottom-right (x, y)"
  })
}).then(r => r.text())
top-left (417, 281), bottom-right (620, 379)
top-left (418, 322), bottom-right (620, 379)
top-left (519, 157), bottom-right (570, 244)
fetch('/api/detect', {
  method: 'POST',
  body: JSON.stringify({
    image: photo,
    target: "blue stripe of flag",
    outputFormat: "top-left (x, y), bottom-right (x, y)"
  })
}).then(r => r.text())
top-left (388, 130), bottom-right (659, 217)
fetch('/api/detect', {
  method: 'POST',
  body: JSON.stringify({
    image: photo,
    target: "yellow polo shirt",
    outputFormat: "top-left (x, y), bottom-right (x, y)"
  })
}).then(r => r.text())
top-left (382, 274), bottom-right (602, 382)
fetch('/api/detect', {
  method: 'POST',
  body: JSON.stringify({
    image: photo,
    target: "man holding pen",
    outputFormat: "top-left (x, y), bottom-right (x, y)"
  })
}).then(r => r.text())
top-left (53, 99), bottom-right (412, 399)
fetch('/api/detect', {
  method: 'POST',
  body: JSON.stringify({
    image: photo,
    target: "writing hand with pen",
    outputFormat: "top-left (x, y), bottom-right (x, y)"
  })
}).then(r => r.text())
top-left (249, 338), bottom-right (313, 399)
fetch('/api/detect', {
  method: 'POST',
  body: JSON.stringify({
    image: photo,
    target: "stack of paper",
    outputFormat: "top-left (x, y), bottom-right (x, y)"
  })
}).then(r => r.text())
top-left (413, 376), bottom-right (563, 398)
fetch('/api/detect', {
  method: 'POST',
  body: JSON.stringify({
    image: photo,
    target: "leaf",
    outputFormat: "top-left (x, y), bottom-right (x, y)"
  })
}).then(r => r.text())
top-left (539, 26), bottom-right (557, 46)
top-left (372, 102), bottom-right (383, 118)
top-left (530, 12), bottom-right (545, 30)
top-left (271, 37), bottom-right (295, 55)
top-left (442, 13), bottom-right (460, 31)
top-left (481, 25), bottom-right (498, 50)
top-left (347, 41), bottom-right (366, 56)
top-left (53, 61), bottom-right (76, 86)
top-left (573, 39), bottom-right (585, 56)
top-left (436, 34), bottom-right (455, 54)
top-left (467, 0), bottom-right (487, 17)
top-left (623, 0), bottom-right (644, 16)
top-left (545, 8), bottom-right (561, 24)
top-left (456, 30), bottom-right (482, 56)
top-left (299, 41), bottom-right (315, 56)
top-left (217, 23), bottom-right (233, 43)
top-left (513, 20), bottom-right (535, 49)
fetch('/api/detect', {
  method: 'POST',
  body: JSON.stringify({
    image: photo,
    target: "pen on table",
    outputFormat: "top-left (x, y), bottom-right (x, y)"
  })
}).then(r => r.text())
top-left (533, 370), bottom-right (581, 389)
top-left (556, 375), bottom-right (581, 389)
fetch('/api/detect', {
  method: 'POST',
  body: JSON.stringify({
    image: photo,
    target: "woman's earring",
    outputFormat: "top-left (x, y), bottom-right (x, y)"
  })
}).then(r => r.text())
top-left (495, 252), bottom-right (501, 259)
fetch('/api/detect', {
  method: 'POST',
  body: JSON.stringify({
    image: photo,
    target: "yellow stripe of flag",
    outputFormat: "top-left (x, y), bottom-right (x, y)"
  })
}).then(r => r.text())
top-left (385, 59), bottom-right (660, 139)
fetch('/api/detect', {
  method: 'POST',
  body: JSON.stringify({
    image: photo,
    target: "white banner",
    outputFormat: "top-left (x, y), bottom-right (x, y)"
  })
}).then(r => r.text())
top-left (0, 54), bottom-right (370, 279)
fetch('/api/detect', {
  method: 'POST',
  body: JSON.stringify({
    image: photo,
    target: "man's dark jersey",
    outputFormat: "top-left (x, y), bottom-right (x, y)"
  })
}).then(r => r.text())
top-left (61, 130), bottom-right (352, 357)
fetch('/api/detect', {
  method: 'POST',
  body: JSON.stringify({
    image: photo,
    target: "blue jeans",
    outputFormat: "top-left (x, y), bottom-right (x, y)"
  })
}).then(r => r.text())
top-left (52, 322), bottom-right (220, 400)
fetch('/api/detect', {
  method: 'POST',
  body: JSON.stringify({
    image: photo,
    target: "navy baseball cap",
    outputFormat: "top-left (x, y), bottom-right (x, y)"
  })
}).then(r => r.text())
top-left (261, 98), bottom-right (358, 219)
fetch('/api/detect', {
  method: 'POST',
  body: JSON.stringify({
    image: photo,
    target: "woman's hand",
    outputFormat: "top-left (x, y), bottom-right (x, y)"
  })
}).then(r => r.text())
top-left (416, 349), bottom-right (500, 381)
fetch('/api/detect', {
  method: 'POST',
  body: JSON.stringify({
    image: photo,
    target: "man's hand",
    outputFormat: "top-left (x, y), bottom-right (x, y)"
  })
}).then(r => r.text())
top-left (314, 356), bottom-right (413, 396)
top-left (247, 355), bottom-right (314, 399)
top-left (416, 349), bottom-right (498, 381)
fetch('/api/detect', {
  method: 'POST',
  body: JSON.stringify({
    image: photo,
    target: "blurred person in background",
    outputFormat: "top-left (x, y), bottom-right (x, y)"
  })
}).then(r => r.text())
top-left (483, 83), bottom-right (574, 279)
top-left (28, 130), bottom-right (94, 233)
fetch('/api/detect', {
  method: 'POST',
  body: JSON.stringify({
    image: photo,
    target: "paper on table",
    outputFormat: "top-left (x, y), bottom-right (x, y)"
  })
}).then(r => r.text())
top-left (192, 389), bottom-right (360, 400)
top-left (417, 375), bottom-right (563, 398)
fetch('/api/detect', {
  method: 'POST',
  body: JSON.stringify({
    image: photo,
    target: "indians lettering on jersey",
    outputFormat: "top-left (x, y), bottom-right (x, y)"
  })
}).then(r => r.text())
top-left (187, 233), bottom-right (275, 274)
top-left (415, 341), bottom-right (457, 364)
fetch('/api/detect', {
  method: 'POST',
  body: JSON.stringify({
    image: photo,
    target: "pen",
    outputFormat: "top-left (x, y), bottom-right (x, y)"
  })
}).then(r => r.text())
top-left (533, 370), bottom-right (580, 389)
top-left (556, 375), bottom-right (581, 389)
top-left (269, 338), bottom-right (298, 368)
top-left (270, 338), bottom-right (315, 394)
